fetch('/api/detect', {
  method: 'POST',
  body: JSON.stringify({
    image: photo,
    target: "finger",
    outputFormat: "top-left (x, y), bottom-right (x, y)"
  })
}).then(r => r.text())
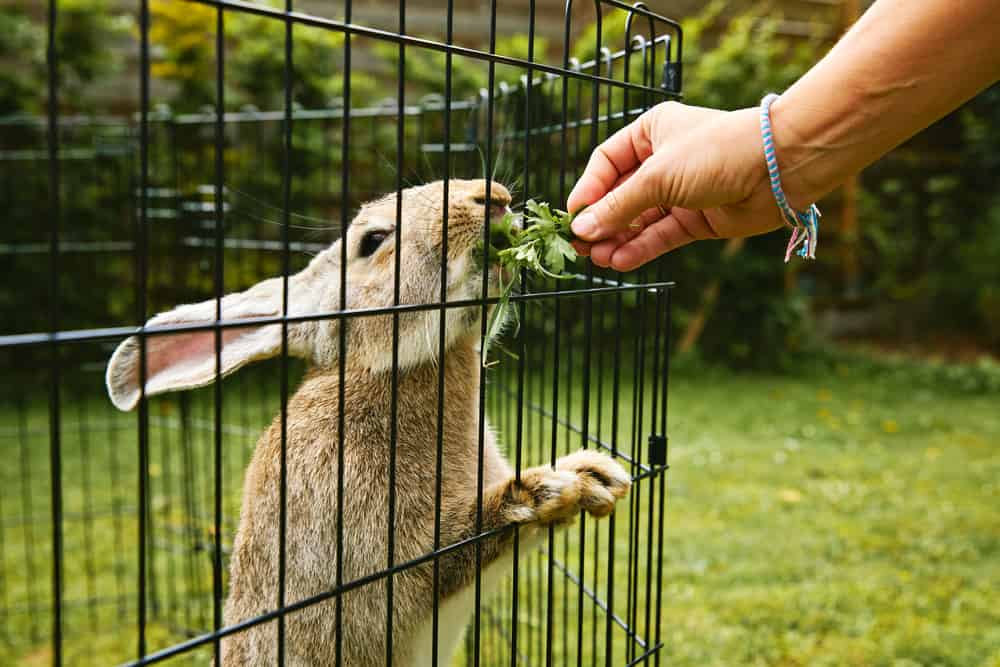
top-left (571, 240), bottom-right (592, 257)
top-left (566, 119), bottom-right (652, 214)
top-left (608, 213), bottom-right (702, 271)
top-left (589, 229), bottom-right (642, 267)
top-left (587, 207), bottom-right (661, 267)
top-left (571, 151), bottom-right (670, 242)
top-left (589, 239), bottom-right (616, 267)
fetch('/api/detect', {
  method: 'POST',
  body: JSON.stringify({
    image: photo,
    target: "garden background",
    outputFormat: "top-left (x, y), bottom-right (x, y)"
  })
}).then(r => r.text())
top-left (1, 0), bottom-right (998, 664)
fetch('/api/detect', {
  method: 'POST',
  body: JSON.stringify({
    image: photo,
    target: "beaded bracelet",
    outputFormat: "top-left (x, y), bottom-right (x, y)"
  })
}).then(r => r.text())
top-left (760, 93), bottom-right (821, 262)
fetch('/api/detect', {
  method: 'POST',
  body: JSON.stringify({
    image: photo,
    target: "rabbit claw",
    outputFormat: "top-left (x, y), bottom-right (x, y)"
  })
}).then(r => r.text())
top-left (507, 450), bottom-right (631, 525)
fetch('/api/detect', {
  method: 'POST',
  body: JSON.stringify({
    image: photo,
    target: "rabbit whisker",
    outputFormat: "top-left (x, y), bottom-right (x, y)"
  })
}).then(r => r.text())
top-left (229, 210), bottom-right (343, 233)
top-left (226, 186), bottom-right (341, 228)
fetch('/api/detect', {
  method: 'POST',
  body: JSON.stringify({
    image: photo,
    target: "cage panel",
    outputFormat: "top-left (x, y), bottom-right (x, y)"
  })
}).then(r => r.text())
top-left (0, 1), bottom-right (680, 665)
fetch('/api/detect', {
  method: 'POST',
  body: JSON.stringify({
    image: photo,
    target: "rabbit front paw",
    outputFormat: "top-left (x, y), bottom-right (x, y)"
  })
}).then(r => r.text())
top-left (507, 451), bottom-right (630, 525)
top-left (555, 450), bottom-right (631, 518)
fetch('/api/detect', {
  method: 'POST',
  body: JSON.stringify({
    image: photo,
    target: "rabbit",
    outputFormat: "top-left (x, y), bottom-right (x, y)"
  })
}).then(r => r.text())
top-left (105, 179), bottom-right (631, 666)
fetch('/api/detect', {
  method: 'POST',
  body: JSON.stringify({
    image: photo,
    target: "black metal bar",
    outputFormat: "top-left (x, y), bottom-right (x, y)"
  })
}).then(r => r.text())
top-left (548, 555), bottom-right (648, 649)
top-left (136, 0), bottom-right (151, 658)
top-left (277, 0), bottom-right (294, 662)
top-left (212, 5), bottom-right (226, 663)
top-left (7, 4), bottom-right (684, 662)
top-left (577, 10), bottom-right (603, 662)
top-left (624, 642), bottom-right (666, 667)
top-left (490, 378), bottom-right (652, 476)
top-left (473, 2), bottom-right (499, 663)
top-left (335, 1), bottom-right (352, 663)
top-left (509, 2), bottom-right (534, 663)
top-left (121, 519), bottom-right (522, 666)
top-left (627, 286), bottom-right (648, 663)
top-left (653, 289), bottom-right (671, 667)
top-left (386, 0), bottom-right (406, 661)
top-left (0, 281), bottom-right (675, 350)
top-left (183, 0), bottom-right (676, 97)
top-left (45, 0), bottom-right (64, 662)
top-left (605, 257), bottom-right (625, 667)
top-left (643, 297), bottom-right (666, 653)
top-left (548, 5), bottom-right (577, 660)
top-left (431, 0), bottom-right (454, 661)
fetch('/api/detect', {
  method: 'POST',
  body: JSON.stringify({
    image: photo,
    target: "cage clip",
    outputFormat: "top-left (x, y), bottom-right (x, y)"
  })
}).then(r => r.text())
top-left (662, 62), bottom-right (682, 94)
top-left (648, 434), bottom-right (668, 467)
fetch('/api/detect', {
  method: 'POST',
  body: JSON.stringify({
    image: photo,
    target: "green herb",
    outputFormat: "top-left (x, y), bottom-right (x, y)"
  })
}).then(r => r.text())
top-left (482, 200), bottom-right (580, 366)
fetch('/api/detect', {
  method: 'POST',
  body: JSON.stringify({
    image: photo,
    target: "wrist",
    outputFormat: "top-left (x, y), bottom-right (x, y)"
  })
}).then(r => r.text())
top-left (759, 94), bottom-right (823, 261)
top-left (767, 94), bottom-right (831, 210)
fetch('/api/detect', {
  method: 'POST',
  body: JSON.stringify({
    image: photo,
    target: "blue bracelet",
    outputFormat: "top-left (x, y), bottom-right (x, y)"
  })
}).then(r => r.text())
top-left (760, 93), bottom-right (821, 262)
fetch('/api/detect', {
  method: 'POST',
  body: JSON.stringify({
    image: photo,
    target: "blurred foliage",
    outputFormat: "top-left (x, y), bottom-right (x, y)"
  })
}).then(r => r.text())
top-left (372, 33), bottom-right (549, 102)
top-left (0, 7), bottom-right (44, 114)
top-left (0, 0), bottom-right (131, 114)
top-left (680, 1), bottom-right (818, 109)
top-left (860, 82), bottom-right (1000, 345)
top-left (4, 0), bottom-right (999, 365)
top-left (571, 10), bottom-right (627, 63)
top-left (148, 0), bottom-right (379, 111)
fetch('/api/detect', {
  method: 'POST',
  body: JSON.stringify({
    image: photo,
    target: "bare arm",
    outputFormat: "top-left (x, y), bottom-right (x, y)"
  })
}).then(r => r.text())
top-left (568, 0), bottom-right (1000, 271)
top-left (775, 0), bottom-right (1000, 209)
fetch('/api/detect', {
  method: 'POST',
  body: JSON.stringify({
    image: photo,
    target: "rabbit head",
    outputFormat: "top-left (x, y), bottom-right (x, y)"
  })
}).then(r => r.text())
top-left (107, 179), bottom-right (512, 411)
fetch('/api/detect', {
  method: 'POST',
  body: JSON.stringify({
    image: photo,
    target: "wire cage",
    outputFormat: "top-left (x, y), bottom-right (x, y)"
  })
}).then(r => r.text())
top-left (1, 1), bottom-right (681, 665)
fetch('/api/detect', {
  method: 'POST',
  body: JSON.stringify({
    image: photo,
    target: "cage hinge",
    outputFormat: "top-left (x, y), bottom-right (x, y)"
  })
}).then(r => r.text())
top-left (648, 434), bottom-right (668, 467)
top-left (662, 62), bottom-right (682, 95)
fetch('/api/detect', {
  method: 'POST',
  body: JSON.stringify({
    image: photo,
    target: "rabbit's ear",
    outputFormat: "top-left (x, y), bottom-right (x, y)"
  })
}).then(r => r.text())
top-left (106, 275), bottom-right (313, 411)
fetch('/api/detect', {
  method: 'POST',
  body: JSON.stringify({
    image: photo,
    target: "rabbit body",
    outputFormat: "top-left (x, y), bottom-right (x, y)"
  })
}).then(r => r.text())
top-left (222, 338), bottom-right (538, 665)
top-left (106, 180), bottom-right (630, 666)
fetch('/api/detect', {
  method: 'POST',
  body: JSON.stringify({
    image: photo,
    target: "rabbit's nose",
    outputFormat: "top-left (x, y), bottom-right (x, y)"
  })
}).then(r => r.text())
top-left (472, 182), bottom-right (512, 223)
top-left (471, 182), bottom-right (512, 210)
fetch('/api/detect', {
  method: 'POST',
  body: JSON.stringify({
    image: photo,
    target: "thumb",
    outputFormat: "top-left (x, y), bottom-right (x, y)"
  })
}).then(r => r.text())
top-left (570, 153), bottom-right (670, 242)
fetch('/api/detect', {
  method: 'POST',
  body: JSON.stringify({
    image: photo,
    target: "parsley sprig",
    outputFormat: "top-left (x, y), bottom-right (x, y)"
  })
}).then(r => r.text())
top-left (483, 200), bottom-right (580, 365)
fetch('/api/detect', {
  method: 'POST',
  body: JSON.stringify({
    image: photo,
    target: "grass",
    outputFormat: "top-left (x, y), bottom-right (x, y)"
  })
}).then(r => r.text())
top-left (1, 352), bottom-right (998, 665)
top-left (658, 359), bottom-right (1000, 667)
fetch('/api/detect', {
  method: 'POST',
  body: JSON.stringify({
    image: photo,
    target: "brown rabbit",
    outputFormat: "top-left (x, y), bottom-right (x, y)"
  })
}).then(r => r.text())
top-left (106, 179), bottom-right (631, 666)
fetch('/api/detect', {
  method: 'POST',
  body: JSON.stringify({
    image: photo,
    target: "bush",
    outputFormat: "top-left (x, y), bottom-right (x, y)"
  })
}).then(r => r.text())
top-left (859, 82), bottom-right (1000, 346)
top-left (0, 0), bottom-right (130, 114)
top-left (148, 0), bottom-right (378, 112)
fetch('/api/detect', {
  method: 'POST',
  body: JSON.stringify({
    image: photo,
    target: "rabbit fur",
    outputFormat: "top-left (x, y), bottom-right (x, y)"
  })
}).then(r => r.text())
top-left (106, 179), bottom-right (631, 666)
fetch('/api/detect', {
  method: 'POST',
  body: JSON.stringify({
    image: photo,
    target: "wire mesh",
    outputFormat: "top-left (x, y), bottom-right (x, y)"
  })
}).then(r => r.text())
top-left (1, 1), bottom-right (681, 664)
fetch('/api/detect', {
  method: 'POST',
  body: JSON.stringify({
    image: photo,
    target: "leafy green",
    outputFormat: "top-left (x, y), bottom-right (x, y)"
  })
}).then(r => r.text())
top-left (482, 200), bottom-right (580, 366)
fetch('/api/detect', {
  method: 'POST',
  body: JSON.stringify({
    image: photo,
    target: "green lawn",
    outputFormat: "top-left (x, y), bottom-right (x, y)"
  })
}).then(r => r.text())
top-left (659, 360), bottom-right (1000, 667)
top-left (1, 353), bottom-right (998, 666)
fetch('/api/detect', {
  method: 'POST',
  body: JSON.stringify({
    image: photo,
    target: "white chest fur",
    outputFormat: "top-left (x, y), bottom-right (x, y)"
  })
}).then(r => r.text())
top-left (409, 553), bottom-right (512, 666)
top-left (409, 528), bottom-right (542, 666)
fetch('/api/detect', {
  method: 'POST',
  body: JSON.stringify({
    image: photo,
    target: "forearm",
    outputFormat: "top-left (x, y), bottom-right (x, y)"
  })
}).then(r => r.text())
top-left (772, 0), bottom-right (1000, 209)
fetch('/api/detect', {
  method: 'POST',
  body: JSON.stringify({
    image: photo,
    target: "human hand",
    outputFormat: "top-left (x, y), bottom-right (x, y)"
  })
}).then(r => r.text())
top-left (567, 101), bottom-right (787, 271)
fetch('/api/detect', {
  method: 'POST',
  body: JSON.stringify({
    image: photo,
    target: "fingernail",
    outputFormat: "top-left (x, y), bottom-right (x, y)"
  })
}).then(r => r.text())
top-left (571, 212), bottom-right (597, 239)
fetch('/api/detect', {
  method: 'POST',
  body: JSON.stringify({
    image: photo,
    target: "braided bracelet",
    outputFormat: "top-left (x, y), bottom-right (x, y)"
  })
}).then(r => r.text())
top-left (760, 93), bottom-right (821, 262)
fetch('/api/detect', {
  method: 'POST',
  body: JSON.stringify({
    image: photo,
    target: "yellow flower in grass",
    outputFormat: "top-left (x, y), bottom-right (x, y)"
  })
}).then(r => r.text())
top-left (778, 488), bottom-right (802, 504)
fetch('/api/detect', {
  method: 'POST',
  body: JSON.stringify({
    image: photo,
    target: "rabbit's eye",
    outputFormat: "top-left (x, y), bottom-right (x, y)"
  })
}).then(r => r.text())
top-left (359, 230), bottom-right (388, 258)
